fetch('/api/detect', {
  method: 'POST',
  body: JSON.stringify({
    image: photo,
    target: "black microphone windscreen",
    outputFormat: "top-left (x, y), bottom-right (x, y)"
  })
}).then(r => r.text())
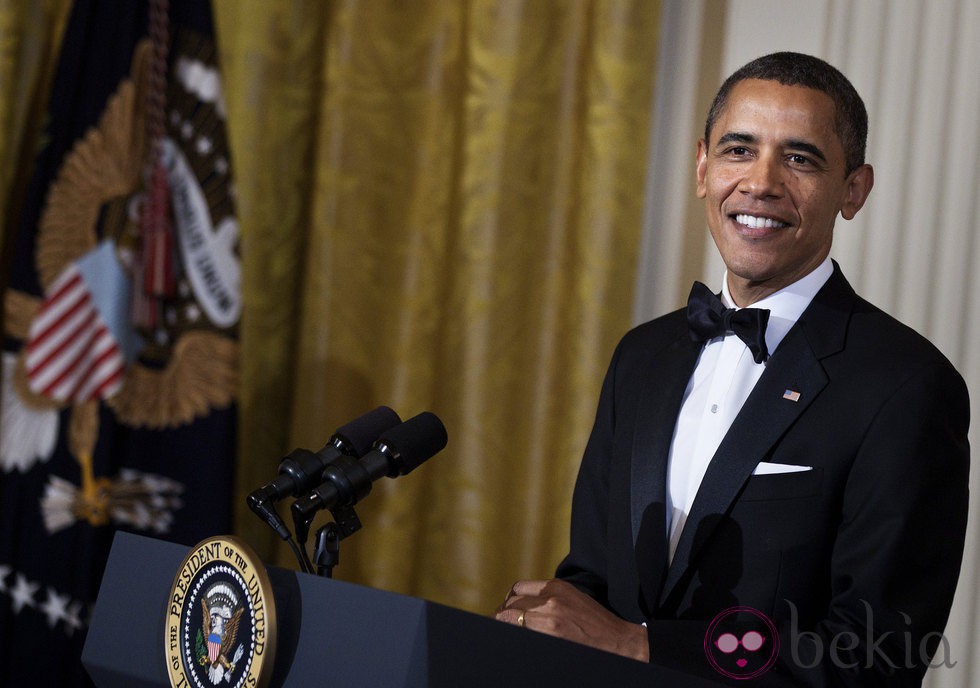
top-left (379, 411), bottom-right (448, 475)
top-left (335, 406), bottom-right (402, 455)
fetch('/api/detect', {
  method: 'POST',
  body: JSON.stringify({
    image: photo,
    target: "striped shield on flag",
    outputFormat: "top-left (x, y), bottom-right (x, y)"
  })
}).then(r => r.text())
top-left (25, 266), bottom-right (125, 403)
top-left (24, 240), bottom-right (142, 404)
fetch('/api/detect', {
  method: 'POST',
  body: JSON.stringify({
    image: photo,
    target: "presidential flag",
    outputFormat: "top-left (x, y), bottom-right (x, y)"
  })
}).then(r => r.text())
top-left (0, 1), bottom-right (239, 685)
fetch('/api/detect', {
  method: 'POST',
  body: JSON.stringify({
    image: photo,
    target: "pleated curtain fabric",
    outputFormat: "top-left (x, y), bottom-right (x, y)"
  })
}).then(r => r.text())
top-left (0, 1), bottom-right (73, 243)
top-left (216, 0), bottom-right (660, 614)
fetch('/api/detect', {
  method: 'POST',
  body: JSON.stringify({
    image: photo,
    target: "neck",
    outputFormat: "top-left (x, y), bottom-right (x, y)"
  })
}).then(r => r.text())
top-left (726, 278), bottom-right (780, 307)
top-left (725, 257), bottom-right (831, 307)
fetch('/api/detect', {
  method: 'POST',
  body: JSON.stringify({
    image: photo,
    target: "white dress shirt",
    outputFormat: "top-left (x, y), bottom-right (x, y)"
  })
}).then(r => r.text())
top-left (665, 258), bottom-right (833, 562)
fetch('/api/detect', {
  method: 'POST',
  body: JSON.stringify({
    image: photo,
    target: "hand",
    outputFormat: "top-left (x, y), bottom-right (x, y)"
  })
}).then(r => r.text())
top-left (494, 578), bottom-right (649, 662)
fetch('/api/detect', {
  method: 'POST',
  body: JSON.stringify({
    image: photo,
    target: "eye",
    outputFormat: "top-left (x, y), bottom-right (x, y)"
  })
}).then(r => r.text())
top-left (742, 631), bottom-right (765, 652)
top-left (716, 633), bottom-right (740, 653)
top-left (787, 153), bottom-right (812, 166)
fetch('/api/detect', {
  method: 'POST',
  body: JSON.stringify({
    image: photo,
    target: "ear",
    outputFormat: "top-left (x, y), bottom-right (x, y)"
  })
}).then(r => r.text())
top-left (840, 163), bottom-right (874, 220)
top-left (696, 139), bottom-right (708, 199)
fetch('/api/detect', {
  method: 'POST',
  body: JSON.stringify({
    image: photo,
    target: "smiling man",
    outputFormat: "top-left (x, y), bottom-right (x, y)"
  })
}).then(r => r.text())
top-left (496, 53), bottom-right (969, 686)
top-left (697, 77), bottom-right (873, 306)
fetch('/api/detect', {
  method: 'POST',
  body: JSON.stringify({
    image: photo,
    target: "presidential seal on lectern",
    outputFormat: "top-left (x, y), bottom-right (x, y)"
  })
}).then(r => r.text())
top-left (165, 536), bottom-right (276, 688)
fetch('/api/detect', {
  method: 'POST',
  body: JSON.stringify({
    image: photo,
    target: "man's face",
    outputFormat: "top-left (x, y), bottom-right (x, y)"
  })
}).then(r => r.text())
top-left (696, 79), bottom-right (873, 305)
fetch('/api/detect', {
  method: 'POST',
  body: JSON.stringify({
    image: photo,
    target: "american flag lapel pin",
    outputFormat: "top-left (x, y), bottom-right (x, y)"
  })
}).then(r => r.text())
top-left (783, 389), bottom-right (801, 402)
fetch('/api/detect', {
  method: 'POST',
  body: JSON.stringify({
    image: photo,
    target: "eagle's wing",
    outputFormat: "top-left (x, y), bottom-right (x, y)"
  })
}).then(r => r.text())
top-left (221, 608), bottom-right (243, 653)
top-left (201, 598), bottom-right (211, 636)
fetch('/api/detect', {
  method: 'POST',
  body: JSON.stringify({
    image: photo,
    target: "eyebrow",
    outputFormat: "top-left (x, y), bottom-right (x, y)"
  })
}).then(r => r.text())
top-left (714, 131), bottom-right (829, 164)
top-left (715, 132), bottom-right (756, 148)
top-left (784, 139), bottom-right (828, 164)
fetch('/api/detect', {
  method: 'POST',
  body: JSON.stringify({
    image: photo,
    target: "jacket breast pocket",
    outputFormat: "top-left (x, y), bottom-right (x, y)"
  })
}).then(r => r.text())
top-left (737, 466), bottom-right (823, 501)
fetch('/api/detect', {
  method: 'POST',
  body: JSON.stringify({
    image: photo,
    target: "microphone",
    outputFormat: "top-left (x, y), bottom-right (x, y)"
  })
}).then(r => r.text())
top-left (247, 406), bottom-right (401, 539)
top-left (291, 411), bottom-right (447, 526)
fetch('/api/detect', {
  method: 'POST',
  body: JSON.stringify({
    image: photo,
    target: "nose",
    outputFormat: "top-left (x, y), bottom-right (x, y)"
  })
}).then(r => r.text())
top-left (739, 154), bottom-right (783, 199)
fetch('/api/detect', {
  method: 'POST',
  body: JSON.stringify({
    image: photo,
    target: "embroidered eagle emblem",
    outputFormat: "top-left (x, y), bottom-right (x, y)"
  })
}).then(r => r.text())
top-left (197, 583), bottom-right (244, 684)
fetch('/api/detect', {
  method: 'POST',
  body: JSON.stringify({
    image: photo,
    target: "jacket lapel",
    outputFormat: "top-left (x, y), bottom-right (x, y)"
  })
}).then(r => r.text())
top-left (658, 267), bottom-right (854, 607)
top-left (630, 328), bottom-right (702, 615)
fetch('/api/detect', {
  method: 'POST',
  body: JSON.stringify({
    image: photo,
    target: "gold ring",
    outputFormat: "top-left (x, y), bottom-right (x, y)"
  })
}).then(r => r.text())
top-left (517, 610), bottom-right (526, 628)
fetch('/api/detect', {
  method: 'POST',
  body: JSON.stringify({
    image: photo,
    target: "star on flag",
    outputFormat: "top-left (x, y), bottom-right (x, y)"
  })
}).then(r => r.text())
top-left (9, 573), bottom-right (39, 614)
top-left (40, 587), bottom-right (71, 629)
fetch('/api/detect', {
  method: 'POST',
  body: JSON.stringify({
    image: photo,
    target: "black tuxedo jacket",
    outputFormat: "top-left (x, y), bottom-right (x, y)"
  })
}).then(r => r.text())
top-left (557, 266), bottom-right (969, 687)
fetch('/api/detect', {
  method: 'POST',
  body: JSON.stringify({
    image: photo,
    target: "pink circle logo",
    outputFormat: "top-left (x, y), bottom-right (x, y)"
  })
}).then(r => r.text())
top-left (704, 606), bottom-right (779, 679)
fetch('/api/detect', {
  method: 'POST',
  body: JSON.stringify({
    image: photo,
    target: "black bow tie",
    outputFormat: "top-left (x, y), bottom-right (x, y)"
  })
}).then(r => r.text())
top-left (686, 281), bottom-right (770, 364)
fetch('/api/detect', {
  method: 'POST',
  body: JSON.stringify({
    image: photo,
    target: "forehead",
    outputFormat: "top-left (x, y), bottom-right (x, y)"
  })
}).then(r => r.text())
top-left (711, 79), bottom-right (841, 150)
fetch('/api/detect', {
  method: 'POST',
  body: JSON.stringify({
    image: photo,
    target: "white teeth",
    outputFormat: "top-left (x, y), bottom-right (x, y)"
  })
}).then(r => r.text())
top-left (735, 214), bottom-right (788, 229)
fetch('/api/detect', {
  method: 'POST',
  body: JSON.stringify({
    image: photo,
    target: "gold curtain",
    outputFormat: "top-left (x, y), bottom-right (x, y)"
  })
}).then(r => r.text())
top-left (217, 0), bottom-right (661, 616)
top-left (0, 0), bottom-right (72, 250)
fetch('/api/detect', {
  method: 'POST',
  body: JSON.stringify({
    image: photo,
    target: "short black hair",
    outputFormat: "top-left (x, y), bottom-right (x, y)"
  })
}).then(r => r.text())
top-left (704, 52), bottom-right (868, 175)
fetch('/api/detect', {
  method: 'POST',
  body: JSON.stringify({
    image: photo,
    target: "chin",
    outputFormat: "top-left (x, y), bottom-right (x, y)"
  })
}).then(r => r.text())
top-left (724, 263), bottom-right (778, 284)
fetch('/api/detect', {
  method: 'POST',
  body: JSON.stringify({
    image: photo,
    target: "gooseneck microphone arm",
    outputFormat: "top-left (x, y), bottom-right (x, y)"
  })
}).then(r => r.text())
top-left (292, 411), bottom-right (448, 577)
top-left (246, 444), bottom-right (338, 540)
top-left (245, 406), bottom-right (401, 572)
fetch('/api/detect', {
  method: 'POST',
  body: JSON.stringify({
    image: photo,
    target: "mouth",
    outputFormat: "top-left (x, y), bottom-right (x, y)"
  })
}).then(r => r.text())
top-left (728, 213), bottom-right (792, 238)
top-left (733, 213), bottom-right (790, 229)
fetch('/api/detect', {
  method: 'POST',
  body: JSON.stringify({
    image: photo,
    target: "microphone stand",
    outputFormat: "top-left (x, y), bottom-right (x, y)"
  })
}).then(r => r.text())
top-left (312, 504), bottom-right (363, 578)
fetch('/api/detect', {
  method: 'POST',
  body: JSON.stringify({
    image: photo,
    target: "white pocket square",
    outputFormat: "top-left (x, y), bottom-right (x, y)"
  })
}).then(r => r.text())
top-left (752, 462), bottom-right (813, 475)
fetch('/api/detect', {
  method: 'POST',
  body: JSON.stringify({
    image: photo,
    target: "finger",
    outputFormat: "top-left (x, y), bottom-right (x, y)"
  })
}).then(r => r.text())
top-left (494, 593), bottom-right (526, 613)
top-left (495, 606), bottom-right (532, 629)
top-left (498, 592), bottom-right (532, 612)
top-left (498, 578), bottom-right (549, 612)
top-left (538, 578), bottom-right (578, 597)
top-left (510, 579), bottom-right (551, 597)
top-left (493, 607), bottom-right (524, 626)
